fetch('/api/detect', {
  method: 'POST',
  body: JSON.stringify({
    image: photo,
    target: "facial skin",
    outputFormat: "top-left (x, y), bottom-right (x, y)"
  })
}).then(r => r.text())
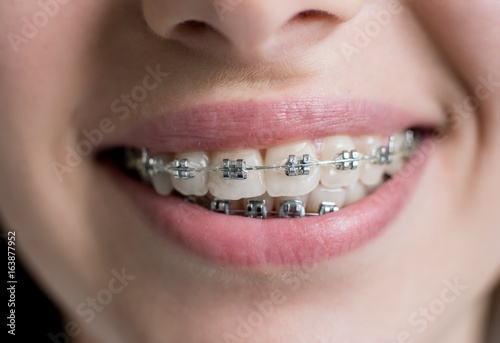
top-left (1, 0), bottom-right (499, 342)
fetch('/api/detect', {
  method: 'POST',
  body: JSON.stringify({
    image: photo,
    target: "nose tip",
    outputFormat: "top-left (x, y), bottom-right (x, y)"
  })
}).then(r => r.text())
top-left (142, 0), bottom-right (364, 59)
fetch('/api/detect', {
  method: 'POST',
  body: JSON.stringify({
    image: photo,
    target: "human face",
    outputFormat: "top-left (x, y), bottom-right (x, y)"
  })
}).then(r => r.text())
top-left (0, 1), bottom-right (499, 342)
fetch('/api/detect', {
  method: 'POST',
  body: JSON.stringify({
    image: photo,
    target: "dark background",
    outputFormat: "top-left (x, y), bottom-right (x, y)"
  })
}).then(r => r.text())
top-left (2, 233), bottom-right (63, 343)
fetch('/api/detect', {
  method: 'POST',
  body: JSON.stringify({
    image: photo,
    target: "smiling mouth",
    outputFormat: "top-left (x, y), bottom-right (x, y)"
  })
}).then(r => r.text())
top-left (117, 129), bottom-right (420, 219)
top-left (98, 98), bottom-right (438, 267)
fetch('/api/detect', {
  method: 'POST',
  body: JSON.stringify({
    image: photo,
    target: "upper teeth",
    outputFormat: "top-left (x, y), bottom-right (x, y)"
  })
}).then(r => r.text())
top-left (125, 130), bottom-right (417, 204)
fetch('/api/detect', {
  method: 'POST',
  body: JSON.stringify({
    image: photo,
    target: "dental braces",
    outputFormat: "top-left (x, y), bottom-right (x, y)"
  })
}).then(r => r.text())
top-left (125, 130), bottom-right (418, 182)
top-left (205, 199), bottom-right (339, 219)
top-left (211, 198), bottom-right (339, 219)
top-left (124, 130), bottom-right (419, 219)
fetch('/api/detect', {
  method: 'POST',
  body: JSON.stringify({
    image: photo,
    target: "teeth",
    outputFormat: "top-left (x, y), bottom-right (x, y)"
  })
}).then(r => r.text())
top-left (344, 182), bottom-right (367, 207)
top-left (151, 154), bottom-right (174, 195)
top-left (320, 135), bottom-right (360, 188)
top-left (171, 151), bottom-right (209, 196)
top-left (128, 129), bottom-right (418, 218)
top-left (306, 185), bottom-right (346, 213)
top-left (386, 132), bottom-right (406, 176)
top-left (265, 141), bottom-right (320, 197)
top-left (207, 149), bottom-right (266, 200)
top-left (358, 136), bottom-right (385, 186)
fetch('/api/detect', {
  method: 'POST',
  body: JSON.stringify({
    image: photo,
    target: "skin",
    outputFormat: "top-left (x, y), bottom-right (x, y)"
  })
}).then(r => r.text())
top-left (0, 0), bottom-right (499, 342)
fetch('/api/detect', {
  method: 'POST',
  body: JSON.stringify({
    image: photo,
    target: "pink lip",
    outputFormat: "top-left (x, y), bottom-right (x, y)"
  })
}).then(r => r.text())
top-left (108, 98), bottom-right (438, 153)
top-left (108, 98), bottom-right (435, 268)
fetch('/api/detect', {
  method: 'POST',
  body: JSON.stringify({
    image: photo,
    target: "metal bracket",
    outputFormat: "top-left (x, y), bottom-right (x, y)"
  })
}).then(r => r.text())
top-left (171, 159), bottom-right (196, 179)
top-left (245, 200), bottom-right (268, 219)
top-left (279, 200), bottom-right (305, 218)
top-left (210, 199), bottom-right (231, 215)
top-left (373, 136), bottom-right (396, 165)
top-left (285, 154), bottom-right (311, 176)
top-left (222, 159), bottom-right (248, 180)
top-left (319, 202), bottom-right (339, 216)
top-left (336, 150), bottom-right (360, 171)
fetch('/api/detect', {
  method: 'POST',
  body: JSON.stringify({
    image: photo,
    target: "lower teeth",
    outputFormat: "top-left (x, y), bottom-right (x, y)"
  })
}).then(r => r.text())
top-left (209, 198), bottom-right (333, 219)
top-left (178, 179), bottom-right (383, 219)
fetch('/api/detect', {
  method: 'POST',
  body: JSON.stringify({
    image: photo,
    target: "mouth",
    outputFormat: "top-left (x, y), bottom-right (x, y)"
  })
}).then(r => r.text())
top-left (99, 98), bottom-right (439, 268)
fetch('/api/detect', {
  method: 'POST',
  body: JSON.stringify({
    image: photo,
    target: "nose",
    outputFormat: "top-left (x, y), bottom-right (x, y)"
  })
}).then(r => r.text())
top-left (142, 0), bottom-right (364, 58)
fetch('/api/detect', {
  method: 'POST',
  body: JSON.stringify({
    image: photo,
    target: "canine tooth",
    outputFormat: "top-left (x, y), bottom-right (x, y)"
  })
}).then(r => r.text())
top-left (265, 141), bottom-right (320, 197)
top-left (171, 151), bottom-right (209, 196)
top-left (151, 154), bottom-right (174, 196)
top-left (344, 182), bottom-right (367, 206)
top-left (321, 136), bottom-right (360, 188)
top-left (208, 149), bottom-right (266, 200)
top-left (386, 132), bottom-right (406, 176)
top-left (358, 136), bottom-right (385, 186)
top-left (306, 185), bottom-right (346, 212)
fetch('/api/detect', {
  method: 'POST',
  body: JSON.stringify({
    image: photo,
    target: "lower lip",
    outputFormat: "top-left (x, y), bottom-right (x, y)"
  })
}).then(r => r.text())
top-left (114, 143), bottom-right (428, 268)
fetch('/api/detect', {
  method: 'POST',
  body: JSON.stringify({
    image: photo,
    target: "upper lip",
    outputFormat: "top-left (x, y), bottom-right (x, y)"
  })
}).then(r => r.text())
top-left (105, 97), bottom-right (441, 153)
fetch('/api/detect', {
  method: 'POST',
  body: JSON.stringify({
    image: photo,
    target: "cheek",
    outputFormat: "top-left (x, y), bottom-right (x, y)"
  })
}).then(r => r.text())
top-left (0, 1), bottom-right (116, 305)
top-left (411, 0), bottom-right (500, 142)
top-left (0, 4), bottom-right (78, 228)
top-left (0, 2), bottom-right (111, 200)
top-left (0, 2), bottom-right (115, 146)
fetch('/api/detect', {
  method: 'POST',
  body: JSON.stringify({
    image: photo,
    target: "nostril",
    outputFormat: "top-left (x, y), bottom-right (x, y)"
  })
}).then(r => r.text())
top-left (295, 10), bottom-right (336, 21)
top-left (169, 19), bottom-right (229, 51)
top-left (174, 20), bottom-right (217, 35)
top-left (179, 20), bottom-right (208, 30)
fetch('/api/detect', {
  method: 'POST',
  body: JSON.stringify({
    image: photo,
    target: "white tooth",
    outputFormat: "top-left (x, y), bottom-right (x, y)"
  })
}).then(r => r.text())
top-left (207, 149), bottom-right (266, 200)
top-left (344, 182), bottom-right (366, 207)
top-left (241, 193), bottom-right (274, 213)
top-left (386, 132), bottom-right (406, 176)
top-left (151, 154), bottom-right (173, 196)
top-left (171, 151), bottom-right (209, 196)
top-left (358, 136), bottom-right (385, 186)
top-left (320, 135), bottom-right (360, 188)
top-left (306, 185), bottom-right (346, 213)
top-left (265, 141), bottom-right (320, 197)
top-left (152, 173), bottom-right (173, 196)
top-left (274, 194), bottom-right (310, 212)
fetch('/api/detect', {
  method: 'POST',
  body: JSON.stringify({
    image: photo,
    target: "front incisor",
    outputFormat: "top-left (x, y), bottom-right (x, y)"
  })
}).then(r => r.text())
top-left (265, 141), bottom-right (320, 197)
